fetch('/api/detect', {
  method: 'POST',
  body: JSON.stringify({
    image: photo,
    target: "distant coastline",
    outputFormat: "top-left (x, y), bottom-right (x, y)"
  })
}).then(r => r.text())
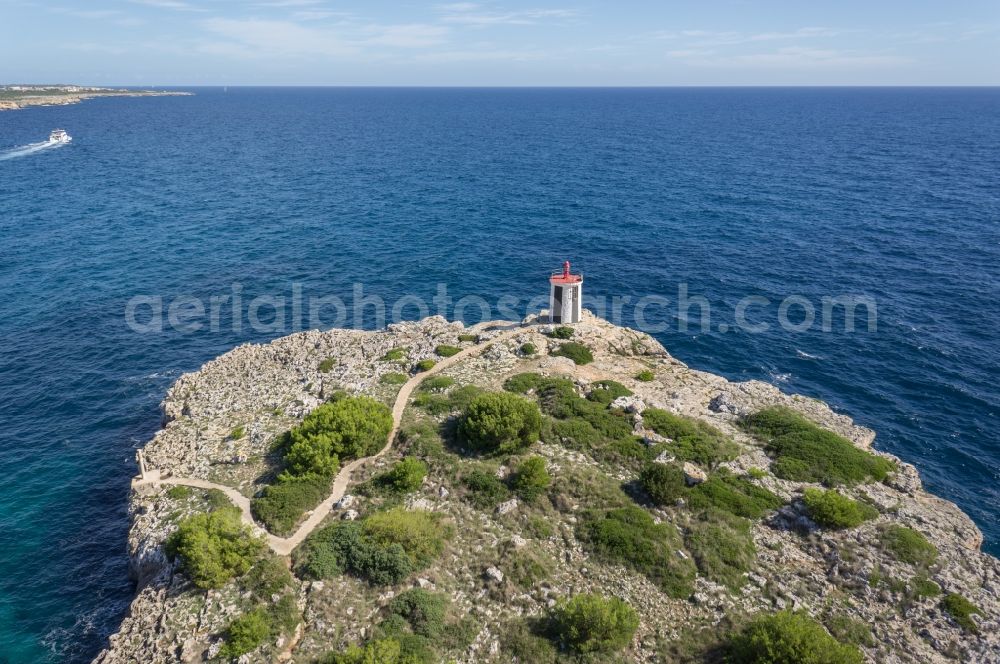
top-left (0, 85), bottom-right (191, 111)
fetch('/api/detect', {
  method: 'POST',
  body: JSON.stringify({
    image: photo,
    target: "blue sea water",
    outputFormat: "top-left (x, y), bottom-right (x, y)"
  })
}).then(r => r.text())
top-left (0, 87), bottom-right (998, 662)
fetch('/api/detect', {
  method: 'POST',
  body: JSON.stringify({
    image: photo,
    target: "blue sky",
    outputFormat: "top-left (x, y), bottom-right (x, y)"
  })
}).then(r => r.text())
top-left (2, 0), bottom-right (998, 85)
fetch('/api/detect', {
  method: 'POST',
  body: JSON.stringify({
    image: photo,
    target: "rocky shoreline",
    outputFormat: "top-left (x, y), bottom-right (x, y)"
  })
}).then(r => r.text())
top-left (96, 313), bottom-right (999, 663)
top-left (0, 89), bottom-right (191, 111)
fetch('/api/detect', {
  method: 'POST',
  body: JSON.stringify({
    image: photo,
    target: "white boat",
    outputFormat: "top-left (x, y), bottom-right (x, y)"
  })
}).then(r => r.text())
top-left (48, 129), bottom-right (72, 144)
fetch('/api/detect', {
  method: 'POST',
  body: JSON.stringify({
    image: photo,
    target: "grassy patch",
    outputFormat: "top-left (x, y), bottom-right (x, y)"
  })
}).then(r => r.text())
top-left (642, 408), bottom-right (739, 467)
top-left (166, 485), bottom-right (192, 500)
top-left (381, 347), bottom-right (408, 362)
top-left (684, 509), bottom-right (757, 590)
top-left (460, 467), bottom-right (511, 509)
top-left (520, 342), bottom-right (537, 355)
top-left (880, 525), bottom-right (938, 566)
top-left (458, 333), bottom-right (478, 342)
top-left (511, 456), bottom-right (551, 503)
top-left (802, 488), bottom-right (878, 529)
top-left (435, 344), bottom-right (461, 357)
top-left (502, 545), bottom-right (554, 589)
top-left (740, 407), bottom-right (895, 486)
top-left (380, 372), bottom-right (408, 385)
top-left (420, 375), bottom-right (455, 392)
top-left (504, 372), bottom-right (543, 394)
top-left (230, 426), bottom-right (246, 440)
top-left (635, 370), bottom-right (655, 382)
top-left (586, 380), bottom-right (633, 405)
top-left (687, 470), bottom-right (784, 518)
top-left (414, 359), bottom-right (436, 372)
top-left (318, 357), bottom-right (336, 373)
top-left (911, 574), bottom-right (941, 598)
top-left (824, 615), bottom-right (875, 648)
top-left (577, 506), bottom-right (697, 598)
top-left (551, 342), bottom-right (593, 365)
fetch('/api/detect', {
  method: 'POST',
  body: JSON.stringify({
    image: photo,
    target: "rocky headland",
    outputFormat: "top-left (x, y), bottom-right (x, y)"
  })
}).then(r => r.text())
top-left (0, 85), bottom-right (191, 111)
top-left (95, 312), bottom-right (999, 663)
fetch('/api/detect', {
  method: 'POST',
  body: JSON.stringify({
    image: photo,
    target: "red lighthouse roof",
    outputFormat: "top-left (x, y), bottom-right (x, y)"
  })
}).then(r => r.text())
top-left (550, 260), bottom-right (582, 284)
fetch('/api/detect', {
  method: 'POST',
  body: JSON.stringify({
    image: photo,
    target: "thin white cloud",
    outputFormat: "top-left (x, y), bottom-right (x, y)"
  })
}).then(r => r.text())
top-left (128, 0), bottom-right (206, 12)
top-left (199, 18), bottom-right (358, 57)
top-left (437, 5), bottom-right (578, 27)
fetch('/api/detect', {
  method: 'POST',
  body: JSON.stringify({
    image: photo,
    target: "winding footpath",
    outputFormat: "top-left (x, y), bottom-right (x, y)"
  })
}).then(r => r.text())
top-left (133, 323), bottom-right (525, 556)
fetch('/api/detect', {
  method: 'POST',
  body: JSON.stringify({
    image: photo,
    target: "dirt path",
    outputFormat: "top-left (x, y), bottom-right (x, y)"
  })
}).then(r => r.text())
top-left (134, 322), bottom-right (524, 556)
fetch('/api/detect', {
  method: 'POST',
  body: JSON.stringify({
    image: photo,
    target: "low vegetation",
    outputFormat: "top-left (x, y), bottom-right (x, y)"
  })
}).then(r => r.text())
top-left (318, 357), bottom-right (336, 373)
top-left (551, 341), bottom-right (594, 365)
top-left (435, 344), bottom-right (461, 357)
top-left (165, 506), bottom-right (265, 589)
top-left (577, 506), bottom-right (697, 598)
top-left (458, 392), bottom-right (542, 454)
top-left (551, 593), bottom-right (638, 654)
top-left (880, 525), bottom-right (938, 566)
top-left (380, 372), bottom-right (408, 385)
top-left (741, 407), bottom-right (894, 486)
top-left (684, 508), bottom-right (757, 590)
top-left (802, 488), bottom-right (879, 529)
top-left (586, 379), bottom-right (633, 405)
top-left (295, 509), bottom-right (451, 585)
top-left (686, 469), bottom-right (784, 518)
top-left (460, 468), bottom-right (511, 509)
top-left (727, 610), bottom-right (863, 664)
top-left (415, 359), bottom-right (436, 371)
top-left (381, 348), bottom-right (407, 362)
top-left (511, 455), bottom-right (551, 502)
top-left (458, 333), bottom-right (478, 342)
top-left (635, 369), bottom-right (655, 382)
top-left (642, 408), bottom-right (739, 466)
top-left (219, 609), bottom-right (271, 658)
top-left (547, 326), bottom-right (575, 339)
top-left (373, 457), bottom-right (428, 494)
top-left (520, 342), bottom-right (537, 355)
top-left (639, 462), bottom-right (687, 505)
top-left (252, 396), bottom-right (393, 534)
top-left (229, 426), bottom-right (245, 440)
top-left (940, 593), bottom-right (981, 632)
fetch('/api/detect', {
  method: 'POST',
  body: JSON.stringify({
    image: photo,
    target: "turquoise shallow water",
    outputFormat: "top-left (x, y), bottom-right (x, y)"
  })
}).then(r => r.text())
top-left (0, 87), bottom-right (998, 662)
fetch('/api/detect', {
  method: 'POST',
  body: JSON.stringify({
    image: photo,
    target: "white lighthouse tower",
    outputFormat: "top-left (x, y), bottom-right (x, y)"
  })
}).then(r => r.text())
top-left (549, 261), bottom-right (583, 324)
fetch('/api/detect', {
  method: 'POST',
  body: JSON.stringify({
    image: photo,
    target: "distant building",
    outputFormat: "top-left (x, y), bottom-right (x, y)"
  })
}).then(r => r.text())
top-left (549, 261), bottom-right (583, 324)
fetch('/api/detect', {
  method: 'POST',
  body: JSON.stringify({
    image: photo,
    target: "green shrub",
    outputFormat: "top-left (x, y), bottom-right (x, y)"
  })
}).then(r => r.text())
top-left (728, 610), bottom-right (863, 664)
top-left (446, 385), bottom-right (485, 412)
top-left (741, 407), bottom-right (895, 486)
top-left (166, 485), bottom-right (192, 500)
top-left (435, 344), bottom-right (461, 358)
top-left (880, 525), bottom-right (938, 566)
top-left (459, 392), bottom-right (542, 454)
top-left (548, 326), bottom-right (575, 339)
top-left (520, 342), bottom-right (537, 355)
top-left (296, 510), bottom-right (449, 585)
top-left (388, 588), bottom-right (448, 638)
top-left (685, 509), bottom-right (756, 590)
top-left (219, 609), bottom-right (271, 658)
top-left (824, 615), bottom-right (875, 648)
top-left (586, 380), bottom-right (633, 405)
top-left (687, 470), bottom-right (784, 518)
top-left (282, 396), bottom-right (393, 478)
top-left (503, 621), bottom-right (558, 664)
top-left (322, 637), bottom-right (424, 664)
top-left (802, 489), bottom-right (878, 529)
top-left (461, 468), bottom-right (511, 509)
top-left (940, 593), bottom-right (981, 632)
top-left (458, 334), bottom-right (478, 342)
top-left (166, 507), bottom-right (265, 589)
top-left (642, 409), bottom-right (739, 466)
top-left (230, 425), bottom-right (246, 440)
top-left (578, 506), bottom-right (696, 598)
top-left (748, 467), bottom-right (768, 479)
top-left (551, 342), bottom-right (593, 365)
top-left (635, 370), bottom-right (655, 382)
top-left (415, 359), bottom-right (436, 372)
top-left (412, 391), bottom-right (451, 415)
top-left (318, 357), bottom-right (336, 373)
top-left (504, 372), bottom-right (543, 394)
top-left (251, 474), bottom-right (331, 536)
top-left (551, 593), bottom-right (638, 654)
top-left (205, 488), bottom-right (231, 511)
top-left (639, 462), bottom-right (687, 506)
top-left (511, 456), bottom-right (551, 503)
top-left (380, 372), bottom-right (408, 385)
top-left (377, 457), bottom-right (428, 493)
top-left (911, 574), bottom-right (941, 598)
top-left (420, 375), bottom-right (455, 392)
top-left (381, 348), bottom-right (407, 362)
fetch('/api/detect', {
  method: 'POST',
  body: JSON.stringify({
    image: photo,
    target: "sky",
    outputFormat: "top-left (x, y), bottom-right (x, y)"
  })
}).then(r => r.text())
top-left (1, 0), bottom-right (998, 86)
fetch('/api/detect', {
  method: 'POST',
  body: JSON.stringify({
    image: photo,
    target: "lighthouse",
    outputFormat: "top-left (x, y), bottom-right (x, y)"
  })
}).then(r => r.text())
top-left (549, 261), bottom-right (583, 324)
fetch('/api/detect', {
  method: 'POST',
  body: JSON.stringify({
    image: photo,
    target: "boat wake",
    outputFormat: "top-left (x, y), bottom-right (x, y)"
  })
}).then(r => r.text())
top-left (0, 140), bottom-right (66, 161)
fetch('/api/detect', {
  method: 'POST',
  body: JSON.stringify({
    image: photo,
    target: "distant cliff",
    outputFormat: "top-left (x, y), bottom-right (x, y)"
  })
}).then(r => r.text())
top-left (96, 313), bottom-right (999, 663)
top-left (0, 85), bottom-right (191, 111)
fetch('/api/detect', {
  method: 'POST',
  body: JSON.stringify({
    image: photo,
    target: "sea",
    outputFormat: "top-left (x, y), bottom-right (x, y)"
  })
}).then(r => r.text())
top-left (0, 87), bottom-right (997, 662)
